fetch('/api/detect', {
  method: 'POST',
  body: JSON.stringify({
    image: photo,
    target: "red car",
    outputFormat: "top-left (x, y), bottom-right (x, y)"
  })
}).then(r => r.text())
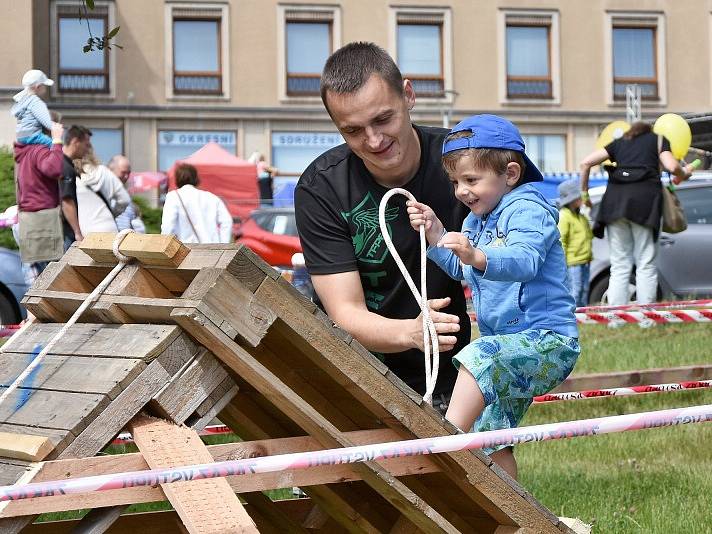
top-left (235, 207), bottom-right (302, 268)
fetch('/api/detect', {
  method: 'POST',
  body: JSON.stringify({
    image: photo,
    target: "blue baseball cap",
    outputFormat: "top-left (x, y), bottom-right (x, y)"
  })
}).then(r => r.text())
top-left (442, 114), bottom-right (544, 184)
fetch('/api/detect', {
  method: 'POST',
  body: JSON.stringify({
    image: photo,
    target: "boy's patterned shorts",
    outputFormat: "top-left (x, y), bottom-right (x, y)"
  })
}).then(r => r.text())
top-left (453, 329), bottom-right (580, 455)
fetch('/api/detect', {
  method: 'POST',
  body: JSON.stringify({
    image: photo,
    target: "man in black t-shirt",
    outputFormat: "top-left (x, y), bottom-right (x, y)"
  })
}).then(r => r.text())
top-left (61, 125), bottom-right (92, 248)
top-left (295, 42), bottom-right (471, 404)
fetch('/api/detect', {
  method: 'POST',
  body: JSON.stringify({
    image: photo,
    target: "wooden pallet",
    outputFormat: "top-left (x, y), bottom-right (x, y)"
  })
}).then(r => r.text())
top-left (0, 234), bottom-right (575, 533)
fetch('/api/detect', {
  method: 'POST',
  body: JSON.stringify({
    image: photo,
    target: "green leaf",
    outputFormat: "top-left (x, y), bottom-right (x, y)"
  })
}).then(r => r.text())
top-left (83, 44), bottom-right (92, 53)
top-left (108, 26), bottom-right (120, 38)
top-left (85, 0), bottom-right (95, 9)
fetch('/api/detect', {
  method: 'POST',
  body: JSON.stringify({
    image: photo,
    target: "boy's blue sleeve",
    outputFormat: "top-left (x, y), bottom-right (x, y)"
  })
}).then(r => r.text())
top-left (480, 205), bottom-right (559, 282)
top-left (426, 245), bottom-right (464, 281)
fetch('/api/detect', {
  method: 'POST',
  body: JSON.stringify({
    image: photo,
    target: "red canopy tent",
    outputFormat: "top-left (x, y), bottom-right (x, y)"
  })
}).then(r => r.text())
top-left (167, 142), bottom-right (259, 222)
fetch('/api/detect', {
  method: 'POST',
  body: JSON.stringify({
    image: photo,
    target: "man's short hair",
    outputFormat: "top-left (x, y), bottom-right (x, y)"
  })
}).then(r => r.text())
top-left (175, 163), bottom-right (200, 188)
top-left (64, 125), bottom-right (92, 146)
top-left (320, 42), bottom-right (403, 113)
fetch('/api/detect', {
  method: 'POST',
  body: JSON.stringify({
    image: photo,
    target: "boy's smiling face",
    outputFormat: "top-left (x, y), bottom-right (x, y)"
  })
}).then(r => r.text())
top-left (449, 155), bottom-right (521, 216)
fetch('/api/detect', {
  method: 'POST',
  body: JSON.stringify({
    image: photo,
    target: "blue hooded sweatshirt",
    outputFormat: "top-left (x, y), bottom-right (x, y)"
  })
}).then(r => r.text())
top-left (427, 183), bottom-right (578, 338)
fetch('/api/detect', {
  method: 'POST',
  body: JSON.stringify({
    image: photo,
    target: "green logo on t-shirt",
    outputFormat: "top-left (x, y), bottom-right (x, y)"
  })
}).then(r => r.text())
top-left (341, 191), bottom-right (398, 265)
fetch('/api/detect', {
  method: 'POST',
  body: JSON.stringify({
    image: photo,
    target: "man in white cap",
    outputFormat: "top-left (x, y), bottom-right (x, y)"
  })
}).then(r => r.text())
top-left (11, 69), bottom-right (56, 148)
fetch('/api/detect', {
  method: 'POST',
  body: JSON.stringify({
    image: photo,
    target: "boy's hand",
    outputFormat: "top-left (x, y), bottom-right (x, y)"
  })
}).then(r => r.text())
top-left (50, 122), bottom-right (64, 144)
top-left (407, 200), bottom-right (444, 245)
top-left (437, 232), bottom-right (486, 269)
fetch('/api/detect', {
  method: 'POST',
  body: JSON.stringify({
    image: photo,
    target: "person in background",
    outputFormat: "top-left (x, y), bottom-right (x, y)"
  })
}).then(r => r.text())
top-left (73, 147), bottom-right (130, 235)
top-left (579, 121), bottom-right (693, 305)
top-left (13, 122), bottom-right (65, 285)
top-left (248, 151), bottom-right (279, 206)
top-left (161, 163), bottom-right (232, 243)
top-left (108, 155), bottom-right (146, 233)
top-left (557, 178), bottom-right (593, 307)
top-left (61, 125), bottom-right (93, 248)
top-left (11, 69), bottom-right (56, 148)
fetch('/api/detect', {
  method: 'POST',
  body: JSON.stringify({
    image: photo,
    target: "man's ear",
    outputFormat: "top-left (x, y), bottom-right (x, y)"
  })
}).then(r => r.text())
top-left (403, 79), bottom-right (416, 110)
top-left (505, 162), bottom-right (522, 187)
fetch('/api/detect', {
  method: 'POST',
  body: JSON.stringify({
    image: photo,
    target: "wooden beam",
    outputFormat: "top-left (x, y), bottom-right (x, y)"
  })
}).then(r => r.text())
top-left (129, 414), bottom-right (259, 534)
top-left (0, 428), bottom-right (441, 518)
top-left (0, 431), bottom-right (53, 462)
top-left (171, 307), bottom-right (461, 534)
top-left (553, 364), bottom-right (712, 393)
top-left (78, 233), bottom-right (189, 267)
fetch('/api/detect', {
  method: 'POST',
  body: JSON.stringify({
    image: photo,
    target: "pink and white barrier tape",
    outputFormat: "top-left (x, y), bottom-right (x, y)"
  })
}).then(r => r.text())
top-left (2, 404), bottom-right (711, 502)
top-left (469, 308), bottom-right (712, 325)
top-left (112, 424), bottom-right (232, 445)
top-left (576, 308), bottom-right (712, 325)
top-left (0, 325), bottom-right (21, 338)
top-left (576, 299), bottom-right (712, 313)
top-left (534, 380), bottom-right (712, 403)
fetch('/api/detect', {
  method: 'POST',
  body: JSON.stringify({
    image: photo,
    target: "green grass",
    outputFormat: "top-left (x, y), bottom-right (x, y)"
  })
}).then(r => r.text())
top-left (517, 323), bottom-right (712, 532)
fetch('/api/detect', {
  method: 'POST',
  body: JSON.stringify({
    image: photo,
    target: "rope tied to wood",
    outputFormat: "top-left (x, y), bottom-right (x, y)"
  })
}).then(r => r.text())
top-left (378, 188), bottom-right (439, 405)
top-left (0, 229), bottom-right (135, 408)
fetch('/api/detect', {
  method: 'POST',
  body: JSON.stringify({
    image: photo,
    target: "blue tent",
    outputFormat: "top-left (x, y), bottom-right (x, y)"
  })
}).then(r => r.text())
top-left (532, 172), bottom-right (608, 203)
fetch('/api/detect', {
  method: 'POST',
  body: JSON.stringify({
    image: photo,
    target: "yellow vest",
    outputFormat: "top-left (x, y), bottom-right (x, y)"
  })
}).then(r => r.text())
top-left (558, 207), bottom-right (593, 266)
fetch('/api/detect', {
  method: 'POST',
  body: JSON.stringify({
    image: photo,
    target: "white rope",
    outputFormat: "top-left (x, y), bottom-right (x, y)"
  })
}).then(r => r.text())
top-left (0, 230), bottom-right (135, 408)
top-left (378, 188), bottom-right (439, 404)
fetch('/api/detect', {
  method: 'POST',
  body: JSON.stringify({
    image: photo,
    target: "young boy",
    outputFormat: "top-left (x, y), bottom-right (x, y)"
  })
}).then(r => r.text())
top-left (11, 69), bottom-right (56, 148)
top-left (557, 178), bottom-right (593, 306)
top-left (407, 114), bottom-right (579, 478)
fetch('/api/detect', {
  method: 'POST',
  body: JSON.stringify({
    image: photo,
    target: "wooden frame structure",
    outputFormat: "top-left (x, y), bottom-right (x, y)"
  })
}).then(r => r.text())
top-left (0, 234), bottom-right (575, 533)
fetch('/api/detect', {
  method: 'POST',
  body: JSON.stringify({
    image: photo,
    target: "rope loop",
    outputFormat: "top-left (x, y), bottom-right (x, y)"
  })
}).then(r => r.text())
top-left (378, 189), bottom-right (439, 404)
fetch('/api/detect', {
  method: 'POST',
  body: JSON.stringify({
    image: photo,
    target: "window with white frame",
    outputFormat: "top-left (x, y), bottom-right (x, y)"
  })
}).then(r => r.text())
top-left (522, 134), bottom-right (566, 173)
top-left (167, 4), bottom-right (228, 97)
top-left (611, 20), bottom-right (658, 100)
top-left (285, 10), bottom-right (333, 96)
top-left (506, 16), bottom-right (552, 98)
top-left (55, 3), bottom-right (111, 93)
top-left (396, 12), bottom-right (445, 96)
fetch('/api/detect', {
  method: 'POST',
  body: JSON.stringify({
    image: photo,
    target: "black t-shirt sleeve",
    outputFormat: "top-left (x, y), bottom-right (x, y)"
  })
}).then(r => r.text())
top-left (60, 173), bottom-right (76, 201)
top-left (294, 182), bottom-right (357, 275)
top-left (660, 136), bottom-right (672, 153)
top-left (604, 138), bottom-right (619, 160)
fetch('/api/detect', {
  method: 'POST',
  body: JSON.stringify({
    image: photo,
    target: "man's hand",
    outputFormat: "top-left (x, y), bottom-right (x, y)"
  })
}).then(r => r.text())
top-left (408, 297), bottom-right (460, 352)
top-left (50, 122), bottom-right (64, 144)
top-left (407, 200), bottom-right (444, 245)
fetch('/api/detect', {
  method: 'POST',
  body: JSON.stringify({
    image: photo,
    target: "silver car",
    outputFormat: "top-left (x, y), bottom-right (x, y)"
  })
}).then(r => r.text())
top-left (588, 176), bottom-right (712, 303)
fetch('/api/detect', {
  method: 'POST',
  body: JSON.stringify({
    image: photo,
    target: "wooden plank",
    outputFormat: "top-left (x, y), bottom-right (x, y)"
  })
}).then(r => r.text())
top-left (23, 290), bottom-right (204, 324)
top-left (250, 277), bottom-right (562, 532)
top-left (171, 307), bottom-right (461, 534)
top-left (0, 424), bottom-right (73, 454)
top-left (103, 264), bottom-right (175, 299)
top-left (0, 353), bottom-right (145, 399)
top-left (79, 233), bottom-right (189, 267)
top-left (150, 349), bottom-right (228, 423)
top-left (1, 323), bottom-right (181, 361)
top-left (553, 364), bottom-right (712, 393)
top-left (57, 336), bottom-right (196, 460)
top-left (0, 431), bottom-right (53, 461)
top-left (200, 272), bottom-right (276, 347)
top-left (31, 262), bottom-right (95, 293)
top-left (0, 388), bottom-right (108, 436)
top-left (129, 414), bottom-right (259, 534)
top-left (21, 500), bottom-right (334, 534)
top-left (188, 378), bottom-right (239, 431)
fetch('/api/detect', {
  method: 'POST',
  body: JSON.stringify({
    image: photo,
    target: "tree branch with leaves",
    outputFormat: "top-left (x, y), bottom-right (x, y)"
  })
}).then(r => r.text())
top-left (79, 0), bottom-right (121, 52)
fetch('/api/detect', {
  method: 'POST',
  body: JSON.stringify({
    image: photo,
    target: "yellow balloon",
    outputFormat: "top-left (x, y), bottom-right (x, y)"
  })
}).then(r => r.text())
top-left (596, 121), bottom-right (630, 167)
top-left (653, 113), bottom-right (692, 159)
top-left (596, 120), bottom-right (630, 149)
